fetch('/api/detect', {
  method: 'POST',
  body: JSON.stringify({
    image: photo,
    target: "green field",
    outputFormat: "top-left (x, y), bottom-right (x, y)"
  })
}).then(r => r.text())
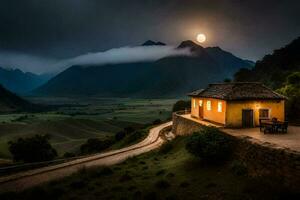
top-left (1, 136), bottom-right (295, 200)
top-left (0, 98), bottom-right (178, 159)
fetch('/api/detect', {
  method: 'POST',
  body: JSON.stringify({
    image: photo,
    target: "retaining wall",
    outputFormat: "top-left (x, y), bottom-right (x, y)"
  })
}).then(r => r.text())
top-left (172, 112), bottom-right (300, 190)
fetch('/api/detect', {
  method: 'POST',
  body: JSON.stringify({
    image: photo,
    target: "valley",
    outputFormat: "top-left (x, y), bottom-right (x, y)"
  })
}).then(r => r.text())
top-left (0, 97), bottom-right (177, 159)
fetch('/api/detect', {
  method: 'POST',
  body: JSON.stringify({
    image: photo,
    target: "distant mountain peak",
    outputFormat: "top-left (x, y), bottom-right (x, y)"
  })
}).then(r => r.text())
top-left (177, 40), bottom-right (207, 56)
top-left (177, 40), bottom-right (203, 49)
top-left (142, 40), bottom-right (166, 46)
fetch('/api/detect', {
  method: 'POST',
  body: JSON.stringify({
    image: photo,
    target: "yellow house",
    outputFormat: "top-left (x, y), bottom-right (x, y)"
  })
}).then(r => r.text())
top-left (188, 82), bottom-right (286, 128)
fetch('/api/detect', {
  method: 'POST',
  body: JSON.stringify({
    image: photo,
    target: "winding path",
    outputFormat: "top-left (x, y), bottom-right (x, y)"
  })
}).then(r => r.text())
top-left (0, 121), bottom-right (172, 193)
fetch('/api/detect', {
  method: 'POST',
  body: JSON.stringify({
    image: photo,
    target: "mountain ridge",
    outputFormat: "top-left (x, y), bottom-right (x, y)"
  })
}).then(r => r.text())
top-left (0, 67), bottom-right (53, 94)
top-left (33, 40), bottom-right (254, 97)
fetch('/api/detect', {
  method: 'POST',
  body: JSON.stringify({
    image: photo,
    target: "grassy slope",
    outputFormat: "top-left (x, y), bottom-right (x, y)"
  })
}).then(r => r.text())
top-left (0, 117), bottom-right (141, 158)
top-left (0, 98), bottom-right (176, 159)
top-left (2, 137), bottom-right (295, 200)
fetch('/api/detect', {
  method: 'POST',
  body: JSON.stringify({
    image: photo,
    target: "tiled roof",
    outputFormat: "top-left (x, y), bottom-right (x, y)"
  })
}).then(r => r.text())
top-left (188, 82), bottom-right (287, 100)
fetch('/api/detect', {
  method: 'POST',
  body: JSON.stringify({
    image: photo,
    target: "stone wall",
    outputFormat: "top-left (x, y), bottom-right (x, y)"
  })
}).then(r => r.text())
top-left (172, 112), bottom-right (300, 190)
top-left (231, 135), bottom-right (300, 190)
top-left (172, 112), bottom-right (204, 135)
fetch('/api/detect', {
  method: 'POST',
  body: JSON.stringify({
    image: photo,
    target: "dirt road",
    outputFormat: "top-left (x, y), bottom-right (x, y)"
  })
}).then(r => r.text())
top-left (0, 121), bottom-right (172, 193)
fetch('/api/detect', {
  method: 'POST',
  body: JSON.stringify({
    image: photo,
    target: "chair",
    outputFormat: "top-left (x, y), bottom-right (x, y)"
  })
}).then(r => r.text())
top-left (263, 124), bottom-right (271, 134)
top-left (277, 121), bottom-right (288, 133)
top-left (259, 119), bottom-right (269, 132)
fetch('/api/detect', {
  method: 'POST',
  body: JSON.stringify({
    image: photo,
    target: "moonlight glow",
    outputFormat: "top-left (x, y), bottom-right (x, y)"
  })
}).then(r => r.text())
top-left (197, 33), bottom-right (206, 43)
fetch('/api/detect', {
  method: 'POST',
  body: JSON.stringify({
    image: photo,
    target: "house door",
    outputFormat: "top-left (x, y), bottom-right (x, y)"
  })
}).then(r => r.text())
top-left (242, 109), bottom-right (254, 128)
top-left (199, 106), bottom-right (203, 118)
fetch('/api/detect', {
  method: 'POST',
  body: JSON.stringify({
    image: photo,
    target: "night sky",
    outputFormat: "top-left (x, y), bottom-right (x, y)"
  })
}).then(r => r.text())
top-left (0, 0), bottom-right (300, 73)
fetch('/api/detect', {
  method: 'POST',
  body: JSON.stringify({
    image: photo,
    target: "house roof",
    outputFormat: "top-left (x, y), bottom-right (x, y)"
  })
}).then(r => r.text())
top-left (188, 82), bottom-right (287, 100)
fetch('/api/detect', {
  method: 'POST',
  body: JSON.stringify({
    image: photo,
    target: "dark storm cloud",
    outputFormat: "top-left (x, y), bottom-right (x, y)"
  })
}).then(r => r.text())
top-left (0, 0), bottom-right (299, 73)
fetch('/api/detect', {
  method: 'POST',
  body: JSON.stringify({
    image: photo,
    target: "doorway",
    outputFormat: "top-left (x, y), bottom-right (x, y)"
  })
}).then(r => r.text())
top-left (199, 104), bottom-right (203, 118)
top-left (242, 109), bottom-right (254, 128)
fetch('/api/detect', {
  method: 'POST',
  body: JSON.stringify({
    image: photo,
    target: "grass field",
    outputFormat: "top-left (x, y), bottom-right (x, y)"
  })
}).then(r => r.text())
top-left (0, 97), bottom-right (177, 159)
top-left (1, 136), bottom-right (296, 200)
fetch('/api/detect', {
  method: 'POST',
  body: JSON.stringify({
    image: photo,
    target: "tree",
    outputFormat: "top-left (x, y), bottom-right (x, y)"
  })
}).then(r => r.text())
top-left (115, 131), bottom-right (126, 141)
top-left (223, 78), bottom-right (231, 83)
top-left (172, 100), bottom-right (190, 112)
top-left (287, 72), bottom-right (300, 85)
top-left (8, 135), bottom-right (57, 163)
top-left (80, 138), bottom-right (113, 154)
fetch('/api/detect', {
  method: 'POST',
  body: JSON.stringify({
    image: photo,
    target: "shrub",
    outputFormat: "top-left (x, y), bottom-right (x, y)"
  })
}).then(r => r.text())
top-left (155, 179), bottom-right (171, 189)
top-left (179, 181), bottom-right (190, 188)
top-left (156, 169), bottom-right (166, 176)
top-left (185, 127), bottom-right (232, 164)
top-left (124, 126), bottom-right (135, 134)
top-left (230, 160), bottom-right (248, 176)
top-left (144, 192), bottom-right (157, 200)
top-left (172, 100), bottom-right (190, 112)
top-left (119, 174), bottom-right (132, 182)
top-left (63, 152), bottom-right (76, 158)
top-left (159, 142), bottom-right (173, 154)
top-left (152, 119), bottom-right (162, 125)
top-left (8, 134), bottom-right (57, 163)
top-left (80, 138), bottom-right (113, 154)
top-left (115, 131), bottom-right (126, 141)
top-left (69, 180), bottom-right (86, 189)
top-left (125, 131), bottom-right (143, 144)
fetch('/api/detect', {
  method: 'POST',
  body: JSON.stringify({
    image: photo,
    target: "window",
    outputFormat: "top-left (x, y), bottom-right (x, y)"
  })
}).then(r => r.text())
top-left (259, 109), bottom-right (269, 119)
top-left (217, 102), bottom-right (222, 112)
top-left (193, 99), bottom-right (196, 108)
top-left (206, 100), bottom-right (211, 111)
top-left (199, 100), bottom-right (203, 107)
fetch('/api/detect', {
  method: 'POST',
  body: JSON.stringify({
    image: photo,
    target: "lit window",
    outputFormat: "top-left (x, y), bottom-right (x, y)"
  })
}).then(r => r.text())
top-left (193, 99), bottom-right (196, 108)
top-left (259, 109), bottom-right (269, 119)
top-left (199, 100), bottom-right (203, 107)
top-left (218, 102), bottom-right (222, 112)
top-left (206, 100), bottom-right (211, 111)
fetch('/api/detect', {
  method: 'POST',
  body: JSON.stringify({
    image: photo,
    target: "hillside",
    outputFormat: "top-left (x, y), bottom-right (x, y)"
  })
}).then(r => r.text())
top-left (234, 37), bottom-right (300, 88)
top-left (0, 67), bottom-right (52, 94)
top-left (0, 85), bottom-right (40, 113)
top-left (2, 137), bottom-right (295, 199)
top-left (34, 41), bottom-right (253, 97)
top-left (234, 37), bottom-right (300, 120)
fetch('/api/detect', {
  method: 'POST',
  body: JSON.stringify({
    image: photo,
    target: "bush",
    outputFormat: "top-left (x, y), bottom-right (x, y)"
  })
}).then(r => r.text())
top-left (80, 138), bottom-right (113, 154)
top-left (154, 180), bottom-right (170, 189)
top-left (8, 135), bottom-right (57, 163)
top-left (124, 126), bottom-right (135, 134)
top-left (159, 142), bottom-right (173, 154)
top-left (172, 100), bottom-right (190, 112)
top-left (125, 131), bottom-right (144, 144)
top-left (115, 131), bottom-right (126, 141)
top-left (152, 119), bottom-right (162, 125)
top-left (230, 160), bottom-right (248, 176)
top-left (63, 152), bottom-right (76, 158)
top-left (185, 127), bottom-right (232, 164)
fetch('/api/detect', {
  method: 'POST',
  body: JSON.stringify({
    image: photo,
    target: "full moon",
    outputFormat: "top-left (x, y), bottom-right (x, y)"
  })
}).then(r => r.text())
top-left (197, 33), bottom-right (206, 43)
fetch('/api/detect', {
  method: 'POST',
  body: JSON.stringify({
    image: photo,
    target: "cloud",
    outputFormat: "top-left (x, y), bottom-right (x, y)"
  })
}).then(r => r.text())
top-left (61, 45), bottom-right (192, 68)
top-left (0, 45), bottom-right (192, 74)
top-left (0, 50), bottom-right (59, 74)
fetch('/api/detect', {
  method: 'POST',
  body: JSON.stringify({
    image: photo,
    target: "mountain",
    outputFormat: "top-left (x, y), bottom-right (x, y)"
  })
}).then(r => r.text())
top-left (234, 37), bottom-right (300, 88)
top-left (142, 40), bottom-right (166, 46)
top-left (34, 40), bottom-right (253, 97)
top-left (0, 85), bottom-right (40, 113)
top-left (0, 67), bottom-right (53, 94)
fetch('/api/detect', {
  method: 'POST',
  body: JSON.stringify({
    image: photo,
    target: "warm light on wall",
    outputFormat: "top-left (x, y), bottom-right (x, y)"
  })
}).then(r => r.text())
top-left (207, 100), bottom-right (211, 111)
top-left (218, 102), bottom-right (222, 112)
top-left (193, 99), bottom-right (196, 108)
top-left (199, 100), bottom-right (203, 107)
top-left (255, 103), bottom-right (261, 109)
